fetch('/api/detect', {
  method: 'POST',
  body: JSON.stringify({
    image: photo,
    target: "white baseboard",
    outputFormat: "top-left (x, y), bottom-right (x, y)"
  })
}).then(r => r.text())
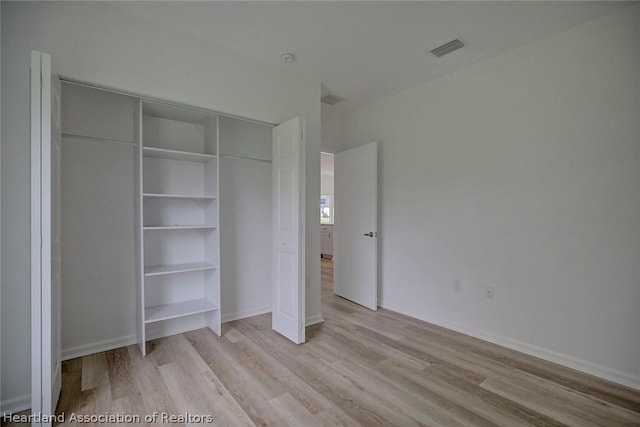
top-left (60, 306), bottom-right (290, 361)
top-left (146, 319), bottom-right (209, 341)
top-left (62, 334), bottom-right (138, 361)
top-left (379, 301), bottom-right (640, 391)
top-left (62, 322), bottom-right (217, 362)
top-left (63, 317), bottom-right (210, 360)
top-left (1, 394), bottom-right (30, 415)
top-left (221, 307), bottom-right (325, 328)
top-left (222, 306), bottom-right (272, 323)
top-left (306, 314), bottom-right (325, 327)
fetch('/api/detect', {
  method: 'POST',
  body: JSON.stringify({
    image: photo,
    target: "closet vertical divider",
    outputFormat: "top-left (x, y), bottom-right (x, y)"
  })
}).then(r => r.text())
top-left (203, 116), bottom-right (221, 336)
top-left (134, 99), bottom-right (146, 356)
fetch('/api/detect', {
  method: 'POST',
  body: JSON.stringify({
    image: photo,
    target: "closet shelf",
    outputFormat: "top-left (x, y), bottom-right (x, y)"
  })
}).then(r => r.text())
top-left (143, 146), bottom-right (216, 162)
top-left (144, 261), bottom-right (217, 277)
top-left (62, 133), bottom-right (135, 146)
top-left (143, 225), bottom-right (216, 230)
top-left (145, 298), bottom-right (218, 324)
top-left (143, 193), bottom-right (217, 200)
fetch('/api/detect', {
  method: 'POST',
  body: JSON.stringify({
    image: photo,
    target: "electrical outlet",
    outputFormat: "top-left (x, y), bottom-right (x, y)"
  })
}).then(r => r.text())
top-left (485, 286), bottom-right (495, 299)
top-left (453, 280), bottom-right (462, 293)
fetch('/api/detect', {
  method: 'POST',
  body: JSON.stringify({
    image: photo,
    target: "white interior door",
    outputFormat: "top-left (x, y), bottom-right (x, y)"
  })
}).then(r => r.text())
top-left (334, 141), bottom-right (378, 310)
top-left (31, 50), bottom-right (62, 424)
top-left (272, 117), bottom-right (305, 344)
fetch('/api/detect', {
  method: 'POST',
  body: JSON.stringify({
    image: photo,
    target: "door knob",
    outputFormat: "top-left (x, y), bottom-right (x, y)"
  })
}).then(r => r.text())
top-left (363, 232), bottom-right (374, 237)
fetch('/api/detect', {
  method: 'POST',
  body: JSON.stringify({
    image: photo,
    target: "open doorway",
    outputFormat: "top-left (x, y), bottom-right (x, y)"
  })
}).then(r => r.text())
top-left (320, 151), bottom-right (335, 303)
top-left (321, 152), bottom-right (334, 259)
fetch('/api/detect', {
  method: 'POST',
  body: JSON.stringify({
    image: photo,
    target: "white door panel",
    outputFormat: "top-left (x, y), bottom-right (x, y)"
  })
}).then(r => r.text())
top-left (272, 117), bottom-right (305, 344)
top-left (50, 73), bottom-right (63, 412)
top-left (334, 141), bottom-right (378, 310)
top-left (31, 50), bottom-right (62, 426)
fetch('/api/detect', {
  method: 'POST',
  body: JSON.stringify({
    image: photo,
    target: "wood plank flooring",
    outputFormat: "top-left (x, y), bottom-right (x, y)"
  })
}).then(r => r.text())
top-left (7, 258), bottom-right (640, 426)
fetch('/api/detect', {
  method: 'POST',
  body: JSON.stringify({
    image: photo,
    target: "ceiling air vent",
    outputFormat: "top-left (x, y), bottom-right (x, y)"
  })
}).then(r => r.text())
top-left (430, 39), bottom-right (465, 58)
top-left (321, 94), bottom-right (345, 105)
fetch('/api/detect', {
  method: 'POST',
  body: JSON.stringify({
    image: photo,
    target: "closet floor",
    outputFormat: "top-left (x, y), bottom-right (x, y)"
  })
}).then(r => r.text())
top-left (9, 258), bottom-right (640, 426)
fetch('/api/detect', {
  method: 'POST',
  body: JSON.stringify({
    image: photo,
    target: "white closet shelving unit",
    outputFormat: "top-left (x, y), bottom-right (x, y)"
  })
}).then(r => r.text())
top-left (137, 101), bottom-right (221, 355)
top-left (58, 80), bottom-right (295, 361)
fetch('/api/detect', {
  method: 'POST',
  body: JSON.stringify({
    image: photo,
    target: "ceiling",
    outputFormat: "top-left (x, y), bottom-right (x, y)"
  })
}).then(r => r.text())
top-left (115, 1), bottom-right (630, 109)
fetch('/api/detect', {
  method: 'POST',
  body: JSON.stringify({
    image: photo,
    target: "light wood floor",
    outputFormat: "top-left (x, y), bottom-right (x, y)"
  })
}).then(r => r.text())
top-left (9, 258), bottom-right (640, 426)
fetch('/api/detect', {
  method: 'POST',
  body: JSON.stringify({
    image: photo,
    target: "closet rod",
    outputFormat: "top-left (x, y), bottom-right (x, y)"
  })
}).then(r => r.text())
top-left (62, 133), bottom-right (135, 147)
top-left (219, 154), bottom-right (272, 164)
top-left (58, 77), bottom-right (276, 127)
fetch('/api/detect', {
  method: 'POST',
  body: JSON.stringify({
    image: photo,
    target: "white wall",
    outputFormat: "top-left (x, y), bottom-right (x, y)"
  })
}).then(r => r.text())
top-left (321, 103), bottom-right (344, 152)
top-left (60, 84), bottom-right (138, 360)
top-left (61, 139), bottom-right (136, 358)
top-left (342, 5), bottom-right (640, 389)
top-left (219, 117), bottom-right (273, 322)
top-left (1, 1), bottom-right (321, 411)
top-left (321, 152), bottom-right (334, 199)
